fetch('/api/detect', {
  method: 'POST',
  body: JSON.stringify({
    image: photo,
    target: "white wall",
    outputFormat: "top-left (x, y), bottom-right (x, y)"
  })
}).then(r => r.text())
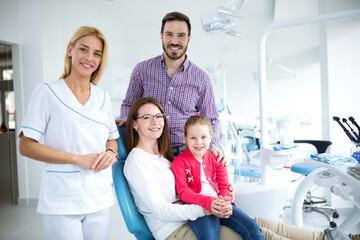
top-left (328, 17), bottom-right (360, 154)
top-left (0, 0), bottom-right (20, 44)
top-left (40, 0), bottom-right (129, 117)
top-left (1, 0), bottom-right (46, 200)
top-left (0, 0), bottom-right (359, 201)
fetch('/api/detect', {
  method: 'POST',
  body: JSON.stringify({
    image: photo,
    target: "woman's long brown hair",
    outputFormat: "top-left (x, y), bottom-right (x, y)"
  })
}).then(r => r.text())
top-left (125, 97), bottom-right (174, 162)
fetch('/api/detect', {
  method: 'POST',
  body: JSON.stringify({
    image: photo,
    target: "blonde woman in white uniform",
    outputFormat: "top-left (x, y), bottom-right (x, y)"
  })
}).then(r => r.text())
top-left (19, 26), bottom-right (119, 240)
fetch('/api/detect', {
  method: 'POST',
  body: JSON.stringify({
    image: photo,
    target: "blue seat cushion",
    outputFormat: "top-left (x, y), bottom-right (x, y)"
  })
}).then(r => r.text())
top-left (246, 142), bottom-right (259, 151)
top-left (291, 162), bottom-right (320, 175)
top-left (238, 164), bottom-right (262, 179)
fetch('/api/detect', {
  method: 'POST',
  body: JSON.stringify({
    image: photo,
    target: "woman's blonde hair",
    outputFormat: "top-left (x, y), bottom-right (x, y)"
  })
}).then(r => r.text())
top-left (126, 97), bottom-right (174, 162)
top-left (59, 26), bottom-right (108, 85)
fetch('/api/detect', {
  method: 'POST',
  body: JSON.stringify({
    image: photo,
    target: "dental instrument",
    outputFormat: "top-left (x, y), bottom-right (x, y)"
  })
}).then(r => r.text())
top-left (342, 118), bottom-right (360, 143)
top-left (349, 116), bottom-right (360, 137)
top-left (333, 116), bottom-right (358, 143)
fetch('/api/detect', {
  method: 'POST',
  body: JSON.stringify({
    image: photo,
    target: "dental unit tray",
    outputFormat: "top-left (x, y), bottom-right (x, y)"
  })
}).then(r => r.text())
top-left (272, 144), bottom-right (297, 151)
top-left (348, 166), bottom-right (360, 180)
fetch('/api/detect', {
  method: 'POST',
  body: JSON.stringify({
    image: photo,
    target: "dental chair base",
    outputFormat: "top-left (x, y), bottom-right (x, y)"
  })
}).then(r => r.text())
top-left (324, 227), bottom-right (351, 240)
top-left (291, 167), bottom-right (339, 227)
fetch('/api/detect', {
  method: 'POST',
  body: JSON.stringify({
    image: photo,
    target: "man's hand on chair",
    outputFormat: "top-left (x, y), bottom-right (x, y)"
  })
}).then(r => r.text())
top-left (116, 119), bottom-right (126, 126)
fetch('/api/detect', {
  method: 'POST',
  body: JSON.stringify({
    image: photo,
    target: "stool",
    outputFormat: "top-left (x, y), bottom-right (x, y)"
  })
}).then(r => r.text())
top-left (290, 140), bottom-right (339, 228)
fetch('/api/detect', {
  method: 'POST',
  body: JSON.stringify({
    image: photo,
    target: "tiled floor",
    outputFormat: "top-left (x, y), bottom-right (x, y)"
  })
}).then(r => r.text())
top-left (0, 198), bottom-right (135, 240)
top-left (0, 189), bottom-right (359, 240)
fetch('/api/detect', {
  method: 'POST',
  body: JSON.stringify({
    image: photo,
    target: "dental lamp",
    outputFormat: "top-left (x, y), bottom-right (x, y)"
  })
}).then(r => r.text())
top-left (201, 0), bottom-right (245, 37)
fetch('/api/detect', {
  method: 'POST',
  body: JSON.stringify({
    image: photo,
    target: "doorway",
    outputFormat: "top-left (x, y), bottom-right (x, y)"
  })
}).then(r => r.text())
top-left (0, 43), bottom-right (18, 205)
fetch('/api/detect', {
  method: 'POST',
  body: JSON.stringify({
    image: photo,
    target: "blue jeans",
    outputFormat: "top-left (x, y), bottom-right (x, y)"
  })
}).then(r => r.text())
top-left (189, 205), bottom-right (264, 240)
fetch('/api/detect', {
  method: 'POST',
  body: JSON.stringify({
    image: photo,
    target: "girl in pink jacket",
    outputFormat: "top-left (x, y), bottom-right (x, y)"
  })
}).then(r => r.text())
top-left (172, 115), bottom-right (264, 240)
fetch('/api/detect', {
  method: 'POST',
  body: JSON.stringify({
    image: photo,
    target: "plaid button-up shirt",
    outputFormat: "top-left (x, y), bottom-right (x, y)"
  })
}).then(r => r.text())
top-left (120, 54), bottom-right (219, 149)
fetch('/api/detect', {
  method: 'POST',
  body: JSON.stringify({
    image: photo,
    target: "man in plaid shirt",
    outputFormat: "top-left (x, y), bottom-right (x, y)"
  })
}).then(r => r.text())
top-left (118, 11), bottom-right (220, 156)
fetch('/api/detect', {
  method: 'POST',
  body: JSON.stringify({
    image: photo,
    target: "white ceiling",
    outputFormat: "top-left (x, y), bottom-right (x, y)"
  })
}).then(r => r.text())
top-left (3, 0), bottom-right (359, 70)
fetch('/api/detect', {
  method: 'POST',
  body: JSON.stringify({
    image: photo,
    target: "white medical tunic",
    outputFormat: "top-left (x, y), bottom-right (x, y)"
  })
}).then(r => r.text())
top-left (19, 79), bottom-right (119, 215)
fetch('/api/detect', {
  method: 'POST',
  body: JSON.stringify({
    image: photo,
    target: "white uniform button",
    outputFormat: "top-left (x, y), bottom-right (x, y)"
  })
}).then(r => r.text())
top-left (168, 101), bottom-right (171, 104)
top-left (208, 177), bottom-right (211, 181)
top-left (170, 87), bottom-right (173, 90)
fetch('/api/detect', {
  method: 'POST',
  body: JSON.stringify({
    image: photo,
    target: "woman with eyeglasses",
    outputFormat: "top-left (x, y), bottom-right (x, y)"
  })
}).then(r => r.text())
top-left (124, 97), bottom-right (238, 240)
top-left (123, 97), bottom-right (327, 240)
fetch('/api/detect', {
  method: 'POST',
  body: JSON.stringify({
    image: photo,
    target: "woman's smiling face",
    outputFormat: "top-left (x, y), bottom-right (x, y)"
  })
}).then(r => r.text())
top-left (67, 35), bottom-right (103, 79)
top-left (133, 103), bottom-right (165, 141)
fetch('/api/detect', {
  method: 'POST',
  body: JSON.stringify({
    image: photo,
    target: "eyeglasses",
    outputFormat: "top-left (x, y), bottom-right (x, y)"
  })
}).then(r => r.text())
top-left (136, 114), bottom-right (166, 121)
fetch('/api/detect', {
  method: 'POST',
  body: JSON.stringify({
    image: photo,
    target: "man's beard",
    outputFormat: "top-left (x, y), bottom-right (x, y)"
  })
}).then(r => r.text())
top-left (162, 43), bottom-right (188, 60)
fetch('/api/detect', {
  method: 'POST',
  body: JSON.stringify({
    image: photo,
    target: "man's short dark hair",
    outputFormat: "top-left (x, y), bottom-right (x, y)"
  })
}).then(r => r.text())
top-left (161, 11), bottom-right (191, 36)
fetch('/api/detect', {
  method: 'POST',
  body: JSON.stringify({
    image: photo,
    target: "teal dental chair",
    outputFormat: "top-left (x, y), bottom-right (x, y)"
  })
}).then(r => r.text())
top-left (112, 126), bottom-right (154, 240)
